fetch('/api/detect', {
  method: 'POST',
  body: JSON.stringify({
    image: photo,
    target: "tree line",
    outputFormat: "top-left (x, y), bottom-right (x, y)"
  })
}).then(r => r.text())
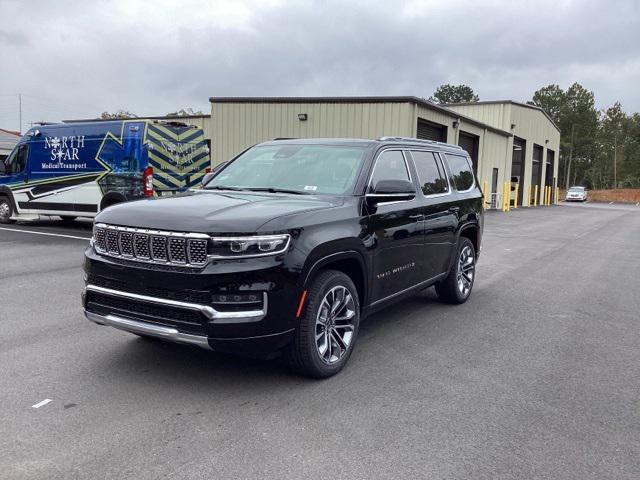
top-left (431, 83), bottom-right (640, 190)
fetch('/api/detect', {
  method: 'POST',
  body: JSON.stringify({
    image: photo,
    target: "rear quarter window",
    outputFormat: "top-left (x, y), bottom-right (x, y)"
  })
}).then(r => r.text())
top-left (445, 154), bottom-right (475, 191)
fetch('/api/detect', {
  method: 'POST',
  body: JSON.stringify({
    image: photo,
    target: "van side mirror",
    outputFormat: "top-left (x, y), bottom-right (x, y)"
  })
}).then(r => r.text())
top-left (366, 179), bottom-right (416, 206)
top-left (0, 161), bottom-right (6, 174)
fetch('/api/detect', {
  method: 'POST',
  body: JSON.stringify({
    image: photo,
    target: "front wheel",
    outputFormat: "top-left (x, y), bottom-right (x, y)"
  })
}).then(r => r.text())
top-left (288, 270), bottom-right (360, 378)
top-left (0, 196), bottom-right (15, 224)
top-left (435, 237), bottom-right (476, 304)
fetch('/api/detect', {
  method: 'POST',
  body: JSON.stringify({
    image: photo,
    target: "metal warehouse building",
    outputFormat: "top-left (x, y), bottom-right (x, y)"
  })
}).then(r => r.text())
top-left (64, 96), bottom-right (560, 208)
top-left (207, 96), bottom-right (560, 207)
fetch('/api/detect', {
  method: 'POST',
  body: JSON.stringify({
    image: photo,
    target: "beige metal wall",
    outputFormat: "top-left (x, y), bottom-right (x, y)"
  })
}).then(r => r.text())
top-left (412, 104), bottom-right (511, 201)
top-left (210, 101), bottom-right (414, 164)
top-left (447, 103), bottom-right (561, 204)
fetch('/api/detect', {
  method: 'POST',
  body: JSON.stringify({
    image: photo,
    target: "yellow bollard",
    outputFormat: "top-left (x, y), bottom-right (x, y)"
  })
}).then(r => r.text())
top-left (547, 186), bottom-right (551, 206)
top-left (526, 185), bottom-right (531, 207)
top-left (513, 184), bottom-right (519, 209)
top-left (534, 185), bottom-right (539, 207)
top-left (503, 182), bottom-right (509, 212)
top-left (482, 180), bottom-right (488, 206)
top-left (506, 182), bottom-right (511, 211)
top-left (556, 187), bottom-right (559, 205)
top-left (545, 186), bottom-right (549, 206)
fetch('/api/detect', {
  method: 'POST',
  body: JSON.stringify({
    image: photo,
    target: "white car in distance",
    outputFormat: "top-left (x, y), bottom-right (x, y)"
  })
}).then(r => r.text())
top-left (566, 186), bottom-right (588, 202)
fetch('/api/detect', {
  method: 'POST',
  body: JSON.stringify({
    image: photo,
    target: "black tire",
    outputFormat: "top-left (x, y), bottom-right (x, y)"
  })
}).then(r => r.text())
top-left (435, 237), bottom-right (476, 304)
top-left (0, 196), bottom-right (15, 224)
top-left (288, 270), bottom-right (360, 378)
top-left (60, 216), bottom-right (77, 222)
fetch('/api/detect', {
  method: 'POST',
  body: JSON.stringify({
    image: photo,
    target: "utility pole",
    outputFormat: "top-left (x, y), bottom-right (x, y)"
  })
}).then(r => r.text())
top-left (18, 93), bottom-right (22, 134)
top-left (613, 131), bottom-right (617, 189)
top-left (565, 124), bottom-right (575, 190)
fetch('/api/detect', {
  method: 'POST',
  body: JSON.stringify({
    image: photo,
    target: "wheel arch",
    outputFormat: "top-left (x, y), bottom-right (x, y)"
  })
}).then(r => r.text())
top-left (301, 250), bottom-right (368, 309)
top-left (458, 222), bottom-right (480, 254)
top-left (0, 186), bottom-right (17, 212)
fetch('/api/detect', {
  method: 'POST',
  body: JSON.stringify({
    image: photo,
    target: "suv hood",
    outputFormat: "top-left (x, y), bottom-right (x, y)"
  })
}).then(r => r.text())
top-left (95, 190), bottom-right (342, 233)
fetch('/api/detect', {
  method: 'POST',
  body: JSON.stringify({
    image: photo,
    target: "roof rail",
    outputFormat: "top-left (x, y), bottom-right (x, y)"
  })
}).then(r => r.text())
top-left (377, 136), bottom-right (463, 149)
top-left (271, 137), bottom-right (298, 140)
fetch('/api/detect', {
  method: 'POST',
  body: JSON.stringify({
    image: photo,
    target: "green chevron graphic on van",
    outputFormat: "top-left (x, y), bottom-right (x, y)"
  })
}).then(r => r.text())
top-left (147, 124), bottom-right (209, 190)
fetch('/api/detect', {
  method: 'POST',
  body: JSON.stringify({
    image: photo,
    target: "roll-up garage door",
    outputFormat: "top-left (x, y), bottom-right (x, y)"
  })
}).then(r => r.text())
top-left (458, 131), bottom-right (479, 173)
top-left (417, 118), bottom-right (447, 142)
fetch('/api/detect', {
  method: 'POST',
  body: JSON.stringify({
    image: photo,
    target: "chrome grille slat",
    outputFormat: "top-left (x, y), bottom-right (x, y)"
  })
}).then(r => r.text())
top-left (151, 236), bottom-right (168, 261)
top-left (93, 224), bottom-right (209, 268)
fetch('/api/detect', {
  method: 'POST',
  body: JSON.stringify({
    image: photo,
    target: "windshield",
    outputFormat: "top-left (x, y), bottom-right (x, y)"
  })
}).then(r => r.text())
top-left (569, 187), bottom-right (585, 192)
top-left (206, 144), bottom-right (368, 195)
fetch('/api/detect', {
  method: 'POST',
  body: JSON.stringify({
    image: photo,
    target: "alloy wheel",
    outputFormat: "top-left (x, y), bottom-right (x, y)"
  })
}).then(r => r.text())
top-left (315, 285), bottom-right (356, 364)
top-left (456, 245), bottom-right (475, 297)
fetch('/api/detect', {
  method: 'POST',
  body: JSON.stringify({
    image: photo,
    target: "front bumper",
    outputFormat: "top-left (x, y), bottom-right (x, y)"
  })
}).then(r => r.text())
top-left (83, 246), bottom-right (301, 355)
top-left (84, 309), bottom-right (212, 349)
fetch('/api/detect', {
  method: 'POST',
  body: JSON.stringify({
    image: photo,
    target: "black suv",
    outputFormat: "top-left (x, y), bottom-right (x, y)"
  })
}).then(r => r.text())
top-left (82, 137), bottom-right (483, 378)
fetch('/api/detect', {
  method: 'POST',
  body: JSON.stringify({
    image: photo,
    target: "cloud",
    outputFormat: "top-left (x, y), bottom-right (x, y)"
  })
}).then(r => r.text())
top-left (0, 0), bottom-right (638, 133)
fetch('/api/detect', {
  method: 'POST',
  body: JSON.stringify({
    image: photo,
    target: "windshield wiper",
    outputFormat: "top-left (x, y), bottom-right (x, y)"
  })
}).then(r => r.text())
top-left (205, 185), bottom-right (247, 191)
top-left (243, 187), bottom-right (309, 195)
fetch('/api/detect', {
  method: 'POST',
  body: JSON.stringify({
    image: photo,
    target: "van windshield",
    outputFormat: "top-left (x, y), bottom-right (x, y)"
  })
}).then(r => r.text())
top-left (206, 144), bottom-right (368, 195)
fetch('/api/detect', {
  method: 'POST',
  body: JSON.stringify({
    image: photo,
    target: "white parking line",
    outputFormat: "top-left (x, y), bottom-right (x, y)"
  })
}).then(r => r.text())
top-left (32, 399), bottom-right (52, 409)
top-left (0, 226), bottom-right (90, 241)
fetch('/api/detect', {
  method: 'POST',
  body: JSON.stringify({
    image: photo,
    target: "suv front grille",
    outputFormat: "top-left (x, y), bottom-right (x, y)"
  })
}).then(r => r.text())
top-left (93, 223), bottom-right (209, 268)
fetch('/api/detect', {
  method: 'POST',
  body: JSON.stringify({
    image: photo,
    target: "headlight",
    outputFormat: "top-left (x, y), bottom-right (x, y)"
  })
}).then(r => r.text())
top-left (209, 234), bottom-right (291, 258)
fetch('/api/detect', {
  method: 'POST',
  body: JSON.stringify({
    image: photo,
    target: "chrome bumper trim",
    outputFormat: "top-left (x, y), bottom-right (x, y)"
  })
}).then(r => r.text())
top-left (85, 284), bottom-right (267, 323)
top-left (84, 310), bottom-right (212, 350)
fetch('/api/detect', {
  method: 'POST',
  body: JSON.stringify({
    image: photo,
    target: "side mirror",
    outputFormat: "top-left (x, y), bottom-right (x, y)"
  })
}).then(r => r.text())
top-left (0, 161), bottom-right (5, 174)
top-left (366, 179), bottom-right (416, 206)
top-left (201, 172), bottom-right (215, 186)
top-left (202, 161), bottom-right (229, 186)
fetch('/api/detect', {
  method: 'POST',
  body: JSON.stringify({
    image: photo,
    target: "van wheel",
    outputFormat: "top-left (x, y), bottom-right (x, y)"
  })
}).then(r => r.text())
top-left (288, 270), bottom-right (360, 378)
top-left (60, 216), bottom-right (77, 222)
top-left (0, 196), bottom-right (15, 224)
top-left (435, 237), bottom-right (476, 304)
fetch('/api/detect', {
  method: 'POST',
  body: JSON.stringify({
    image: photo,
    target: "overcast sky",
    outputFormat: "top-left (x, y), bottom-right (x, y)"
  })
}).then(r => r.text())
top-left (1, 0), bottom-right (639, 133)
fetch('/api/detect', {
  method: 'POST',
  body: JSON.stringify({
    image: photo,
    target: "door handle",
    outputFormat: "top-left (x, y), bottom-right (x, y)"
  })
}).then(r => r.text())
top-left (409, 214), bottom-right (424, 221)
top-left (448, 206), bottom-right (460, 214)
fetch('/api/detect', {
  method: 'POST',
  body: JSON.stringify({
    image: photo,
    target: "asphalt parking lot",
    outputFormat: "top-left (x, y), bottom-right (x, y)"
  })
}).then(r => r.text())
top-left (1, 203), bottom-right (639, 479)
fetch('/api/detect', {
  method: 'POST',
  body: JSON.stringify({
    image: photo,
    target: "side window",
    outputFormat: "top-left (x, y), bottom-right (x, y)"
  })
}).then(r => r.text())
top-left (445, 154), bottom-right (474, 191)
top-left (411, 151), bottom-right (448, 195)
top-left (369, 150), bottom-right (409, 191)
top-left (6, 144), bottom-right (28, 174)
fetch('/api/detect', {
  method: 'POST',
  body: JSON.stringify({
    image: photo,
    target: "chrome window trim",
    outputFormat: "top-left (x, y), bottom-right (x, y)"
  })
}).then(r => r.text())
top-left (366, 148), bottom-right (413, 192)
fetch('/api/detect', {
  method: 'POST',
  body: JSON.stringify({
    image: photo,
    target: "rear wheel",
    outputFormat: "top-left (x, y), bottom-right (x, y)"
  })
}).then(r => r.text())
top-left (435, 237), bottom-right (476, 304)
top-left (0, 196), bottom-right (15, 224)
top-left (288, 270), bottom-right (360, 378)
